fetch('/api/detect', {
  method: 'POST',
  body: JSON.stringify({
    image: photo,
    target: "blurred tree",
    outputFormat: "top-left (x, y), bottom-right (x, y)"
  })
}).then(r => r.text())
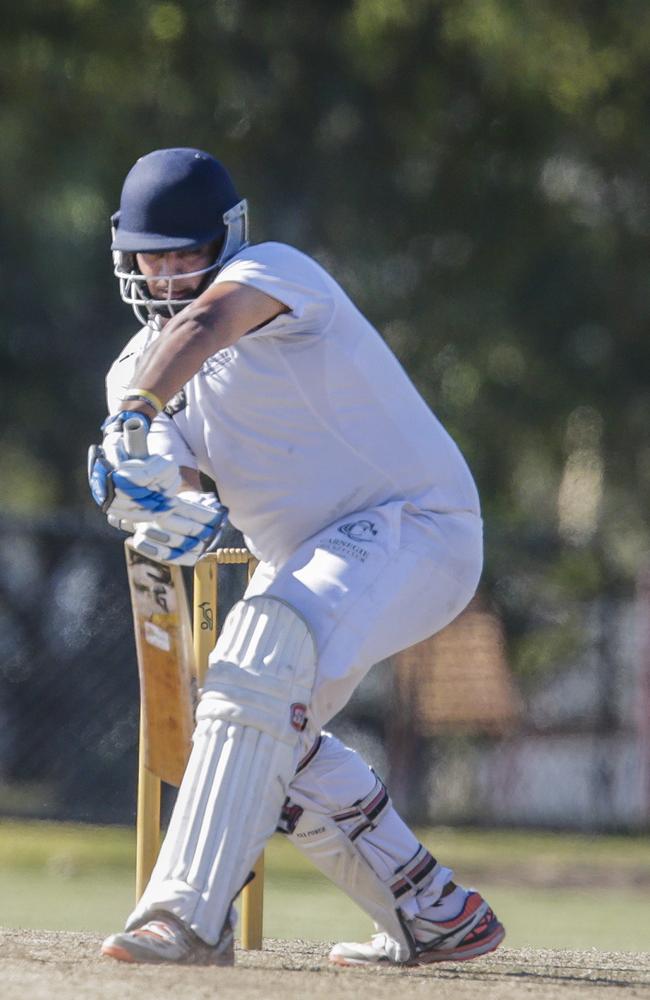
top-left (2, 0), bottom-right (650, 678)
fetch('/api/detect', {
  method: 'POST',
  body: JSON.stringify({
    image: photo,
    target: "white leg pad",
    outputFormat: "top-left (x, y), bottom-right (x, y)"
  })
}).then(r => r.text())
top-left (127, 596), bottom-right (317, 944)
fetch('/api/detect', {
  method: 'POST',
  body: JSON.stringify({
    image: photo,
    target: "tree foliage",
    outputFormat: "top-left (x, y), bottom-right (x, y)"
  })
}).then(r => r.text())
top-left (2, 1), bottom-right (650, 675)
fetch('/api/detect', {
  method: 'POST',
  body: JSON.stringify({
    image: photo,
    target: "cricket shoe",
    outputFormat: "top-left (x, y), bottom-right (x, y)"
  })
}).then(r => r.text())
top-left (329, 890), bottom-right (505, 967)
top-left (101, 910), bottom-right (234, 965)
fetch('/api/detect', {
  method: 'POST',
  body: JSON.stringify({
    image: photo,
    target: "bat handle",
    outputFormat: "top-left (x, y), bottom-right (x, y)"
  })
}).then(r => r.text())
top-left (123, 414), bottom-right (149, 460)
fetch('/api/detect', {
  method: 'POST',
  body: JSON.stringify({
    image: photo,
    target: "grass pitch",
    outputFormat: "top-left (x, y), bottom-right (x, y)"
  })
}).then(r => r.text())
top-left (1, 819), bottom-right (648, 951)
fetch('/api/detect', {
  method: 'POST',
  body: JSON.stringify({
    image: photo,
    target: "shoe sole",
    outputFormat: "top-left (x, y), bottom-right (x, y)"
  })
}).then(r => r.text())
top-left (101, 943), bottom-right (138, 963)
top-left (330, 954), bottom-right (388, 967)
top-left (101, 936), bottom-right (187, 964)
top-left (329, 921), bottom-right (505, 968)
top-left (416, 921), bottom-right (506, 964)
top-left (101, 940), bottom-right (235, 966)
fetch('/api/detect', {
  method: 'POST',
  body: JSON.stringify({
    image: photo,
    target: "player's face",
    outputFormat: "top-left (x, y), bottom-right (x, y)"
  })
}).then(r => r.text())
top-left (136, 243), bottom-right (217, 300)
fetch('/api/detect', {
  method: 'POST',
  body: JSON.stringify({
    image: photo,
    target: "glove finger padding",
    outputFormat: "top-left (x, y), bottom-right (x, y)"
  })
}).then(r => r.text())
top-left (130, 496), bottom-right (228, 566)
top-left (111, 456), bottom-right (181, 516)
top-left (174, 492), bottom-right (229, 525)
top-left (89, 410), bottom-right (181, 523)
top-left (107, 512), bottom-right (138, 534)
top-left (88, 447), bottom-right (182, 522)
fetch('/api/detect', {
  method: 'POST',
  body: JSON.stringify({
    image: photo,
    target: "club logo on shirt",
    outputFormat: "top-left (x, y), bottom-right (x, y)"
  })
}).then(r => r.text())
top-left (201, 350), bottom-right (234, 377)
top-left (338, 520), bottom-right (378, 542)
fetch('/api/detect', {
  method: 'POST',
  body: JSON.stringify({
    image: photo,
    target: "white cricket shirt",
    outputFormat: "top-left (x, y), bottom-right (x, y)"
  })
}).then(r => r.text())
top-left (107, 242), bottom-right (479, 565)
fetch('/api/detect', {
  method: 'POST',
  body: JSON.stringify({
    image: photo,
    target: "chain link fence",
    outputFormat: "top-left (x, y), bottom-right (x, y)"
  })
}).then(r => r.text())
top-left (1, 516), bottom-right (647, 831)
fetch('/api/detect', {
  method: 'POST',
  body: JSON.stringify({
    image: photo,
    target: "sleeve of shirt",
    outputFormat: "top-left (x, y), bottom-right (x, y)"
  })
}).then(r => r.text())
top-left (147, 413), bottom-right (198, 470)
top-left (105, 326), bottom-right (155, 414)
top-left (106, 351), bottom-right (137, 415)
top-left (105, 332), bottom-right (198, 470)
top-left (213, 242), bottom-right (335, 336)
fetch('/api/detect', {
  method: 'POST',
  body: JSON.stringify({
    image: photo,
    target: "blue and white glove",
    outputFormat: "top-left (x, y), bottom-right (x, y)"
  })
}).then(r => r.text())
top-left (129, 491), bottom-right (229, 566)
top-left (88, 411), bottom-right (180, 524)
top-left (88, 412), bottom-right (228, 564)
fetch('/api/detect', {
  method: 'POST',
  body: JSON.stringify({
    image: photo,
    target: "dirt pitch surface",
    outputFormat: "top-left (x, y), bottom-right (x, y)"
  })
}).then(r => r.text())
top-left (2, 929), bottom-right (649, 1000)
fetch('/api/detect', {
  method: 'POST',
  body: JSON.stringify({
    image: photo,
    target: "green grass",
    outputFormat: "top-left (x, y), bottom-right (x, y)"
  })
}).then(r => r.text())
top-left (1, 819), bottom-right (648, 951)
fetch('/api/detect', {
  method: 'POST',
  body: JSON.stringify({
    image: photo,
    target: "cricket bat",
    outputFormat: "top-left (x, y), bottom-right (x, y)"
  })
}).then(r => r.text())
top-left (125, 542), bottom-right (195, 786)
top-left (122, 415), bottom-right (196, 898)
top-left (123, 415), bottom-right (195, 787)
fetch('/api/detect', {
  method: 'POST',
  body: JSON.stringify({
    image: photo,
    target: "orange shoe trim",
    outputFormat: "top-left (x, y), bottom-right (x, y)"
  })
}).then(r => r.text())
top-left (101, 943), bottom-right (137, 963)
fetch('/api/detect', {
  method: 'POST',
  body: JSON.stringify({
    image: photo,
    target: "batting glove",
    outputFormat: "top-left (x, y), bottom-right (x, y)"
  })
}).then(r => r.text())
top-left (88, 411), bottom-right (181, 524)
top-left (129, 492), bottom-right (228, 565)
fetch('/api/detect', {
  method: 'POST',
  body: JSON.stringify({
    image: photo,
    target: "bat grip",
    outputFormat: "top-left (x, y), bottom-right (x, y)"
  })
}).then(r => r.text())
top-left (123, 415), bottom-right (149, 460)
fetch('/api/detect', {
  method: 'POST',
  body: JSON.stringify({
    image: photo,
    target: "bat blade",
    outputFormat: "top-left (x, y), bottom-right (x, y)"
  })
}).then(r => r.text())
top-left (125, 541), bottom-right (195, 786)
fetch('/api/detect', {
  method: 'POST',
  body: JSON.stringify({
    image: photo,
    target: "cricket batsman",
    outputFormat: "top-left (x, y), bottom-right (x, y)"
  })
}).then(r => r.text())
top-left (88, 147), bottom-right (505, 966)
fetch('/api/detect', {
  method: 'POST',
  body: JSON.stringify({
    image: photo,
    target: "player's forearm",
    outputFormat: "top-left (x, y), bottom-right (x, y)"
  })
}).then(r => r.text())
top-left (115, 283), bottom-right (285, 418)
top-left (123, 307), bottom-right (229, 411)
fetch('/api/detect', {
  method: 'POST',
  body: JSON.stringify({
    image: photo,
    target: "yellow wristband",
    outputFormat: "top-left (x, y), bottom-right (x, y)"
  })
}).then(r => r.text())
top-left (122, 388), bottom-right (164, 414)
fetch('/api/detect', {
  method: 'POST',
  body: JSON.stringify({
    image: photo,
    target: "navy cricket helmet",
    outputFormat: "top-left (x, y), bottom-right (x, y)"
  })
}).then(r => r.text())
top-left (111, 147), bottom-right (248, 326)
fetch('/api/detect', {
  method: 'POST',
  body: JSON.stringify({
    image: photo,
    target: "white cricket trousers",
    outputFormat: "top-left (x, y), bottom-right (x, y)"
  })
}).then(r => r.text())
top-left (245, 500), bottom-right (483, 733)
